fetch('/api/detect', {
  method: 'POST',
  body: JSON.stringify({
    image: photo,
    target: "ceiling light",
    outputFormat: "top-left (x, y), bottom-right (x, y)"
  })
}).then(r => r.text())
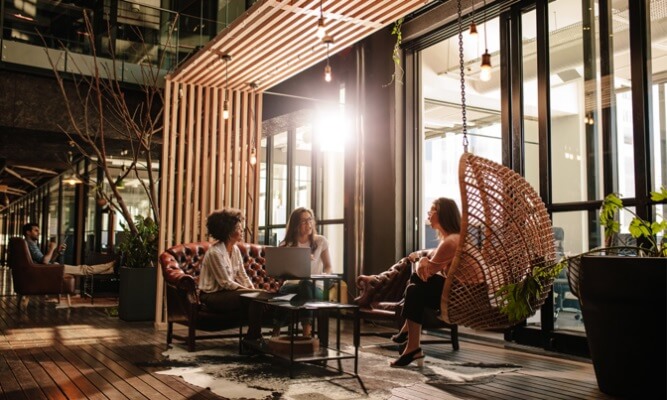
top-left (323, 36), bottom-right (334, 83)
top-left (469, 0), bottom-right (477, 38)
top-left (480, 50), bottom-right (492, 81)
top-left (63, 174), bottom-right (82, 186)
top-left (317, 17), bottom-right (326, 40)
top-left (469, 21), bottom-right (478, 37)
top-left (324, 64), bottom-right (332, 82)
top-left (250, 147), bottom-right (257, 165)
top-left (479, 0), bottom-right (491, 82)
top-left (316, 0), bottom-right (327, 40)
top-left (221, 54), bottom-right (232, 119)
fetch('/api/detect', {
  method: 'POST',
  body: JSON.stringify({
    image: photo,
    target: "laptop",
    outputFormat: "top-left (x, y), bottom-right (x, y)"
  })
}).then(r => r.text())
top-left (264, 246), bottom-right (311, 279)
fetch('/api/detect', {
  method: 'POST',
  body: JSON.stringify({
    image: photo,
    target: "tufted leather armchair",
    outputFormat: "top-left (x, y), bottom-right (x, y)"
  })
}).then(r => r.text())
top-left (8, 238), bottom-right (76, 309)
top-left (159, 241), bottom-right (282, 351)
top-left (354, 249), bottom-right (459, 350)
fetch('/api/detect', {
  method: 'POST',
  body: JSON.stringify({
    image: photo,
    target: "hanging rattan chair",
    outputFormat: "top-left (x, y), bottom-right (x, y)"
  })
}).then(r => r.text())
top-left (436, 0), bottom-right (558, 330)
top-left (439, 153), bottom-right (557, 330)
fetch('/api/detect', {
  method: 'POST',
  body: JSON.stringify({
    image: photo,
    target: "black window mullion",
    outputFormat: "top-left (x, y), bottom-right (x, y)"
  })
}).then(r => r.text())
top-left (536, 0), bottom-right (551, 205)
top-left (629, 0), bottom-right (653, 223)
top-left (536, 0), bottom-right (554, 336)
top-left (509, 6), bottom-right (523, 174)
top-left (286, 128), bottom-right (295, 218)
top-left (500, 10), bottom-right (512, 168)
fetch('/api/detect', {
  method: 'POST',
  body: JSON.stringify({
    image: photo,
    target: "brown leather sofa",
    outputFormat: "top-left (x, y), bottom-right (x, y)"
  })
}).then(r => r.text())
top-left (159, 241), bottom-right (282, 351)
top-left (354, 250), bottom-right (459, 350)
top-left (8, 237), bottom-right (76, 309)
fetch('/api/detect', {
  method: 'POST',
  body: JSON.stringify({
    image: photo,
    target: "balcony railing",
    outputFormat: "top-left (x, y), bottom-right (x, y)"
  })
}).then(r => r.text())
top-left (1, 0), bottom-right (252, 85)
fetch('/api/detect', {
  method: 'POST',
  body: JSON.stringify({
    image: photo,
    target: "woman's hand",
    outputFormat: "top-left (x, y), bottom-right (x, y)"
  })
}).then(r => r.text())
top-left (407, 252), bottom-right (420, 263)
top-left (415, 257), bottom-right (432, 281)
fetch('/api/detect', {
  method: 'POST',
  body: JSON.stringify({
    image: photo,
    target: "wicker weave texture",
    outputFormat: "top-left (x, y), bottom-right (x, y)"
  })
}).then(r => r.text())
top-left (440, 154), bottom-right (557, 330)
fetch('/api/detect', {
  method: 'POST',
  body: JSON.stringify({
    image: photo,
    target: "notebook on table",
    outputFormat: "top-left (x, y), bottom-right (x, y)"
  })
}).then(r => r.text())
top-left (264, 246), bottom-right (311, 279)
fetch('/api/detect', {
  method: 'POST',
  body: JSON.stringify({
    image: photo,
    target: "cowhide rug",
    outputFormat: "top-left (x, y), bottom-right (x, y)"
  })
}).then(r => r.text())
top-left (152, 340), bottom-right (520, 400)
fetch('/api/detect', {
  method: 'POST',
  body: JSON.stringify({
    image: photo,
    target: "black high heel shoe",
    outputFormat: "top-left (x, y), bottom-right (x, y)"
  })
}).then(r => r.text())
top-left (390, 347), bottom-right (425, 368)
top-left (391, 331), bottom-right (408, 344)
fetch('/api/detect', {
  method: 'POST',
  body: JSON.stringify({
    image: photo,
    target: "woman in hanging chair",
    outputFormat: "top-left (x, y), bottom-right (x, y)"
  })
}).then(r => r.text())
top-left (390, 197), bottom-right (461, 368)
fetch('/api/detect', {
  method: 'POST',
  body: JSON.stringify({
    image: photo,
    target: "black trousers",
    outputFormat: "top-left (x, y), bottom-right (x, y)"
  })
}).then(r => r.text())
top-left (401, 273), bottom-right (445, 325)
top-left (200, 288), bottom-right (264, 338)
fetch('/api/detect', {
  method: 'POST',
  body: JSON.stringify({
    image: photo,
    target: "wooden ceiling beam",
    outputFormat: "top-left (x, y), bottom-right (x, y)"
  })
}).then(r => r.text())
top-left (11, 165), bottom-right (59, 175)
top-left (4, 167), bottom-right (37, 188)
top-left (167, 0), bottom-right (432, 91)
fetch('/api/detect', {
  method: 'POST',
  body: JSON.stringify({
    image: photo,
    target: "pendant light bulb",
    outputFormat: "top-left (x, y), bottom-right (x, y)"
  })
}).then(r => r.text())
top-left (250, 147), bottom-right (257, 165)
top-left (480, 50), bottom-right (492, 82)
top-left (316, 17), bottom-right (326, 40)
top-left (469, 21), bottom-right (478, 37)
top-left (223, 99), bottom-right (229, 119)
top-left (324, 64), bottom-right (332, 82)
top-left (221, 54), bottom-right (232, 120)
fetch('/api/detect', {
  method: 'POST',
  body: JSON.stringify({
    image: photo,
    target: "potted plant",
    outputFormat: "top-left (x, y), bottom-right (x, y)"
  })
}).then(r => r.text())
top-left (116, 215), bottom-right (158, 322)
top-left (499, 187), bottom-right (666, 397)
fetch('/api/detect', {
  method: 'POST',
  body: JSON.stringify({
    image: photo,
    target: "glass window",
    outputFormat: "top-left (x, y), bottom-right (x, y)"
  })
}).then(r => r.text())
top-left (522, 9), bottom-right (540, 191)
top-left (259, 137), bottom-right (267, 228)
top-left (61, 179), bottom-right (77, 265)
top-left (321, 224), bottom-right (343, 274)
top-left (419, 16), bottom-right (502, 247)
top-left (651, 0), bottom-right (667, 193)
top-left (293, 125), bottom-right (312, 210)
top-left (549, 0), bottom-right (593, 203)
top-left (271, 132), bottom-right (288, 225)
top-left (259, 103), bottom-right (346, 274)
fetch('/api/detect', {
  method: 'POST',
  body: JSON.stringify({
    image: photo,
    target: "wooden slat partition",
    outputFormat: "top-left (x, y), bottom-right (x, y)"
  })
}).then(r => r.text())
top-left (157, 80), bottom-right (262, 325)
top-left (159, 83), bottom-right (262, 246)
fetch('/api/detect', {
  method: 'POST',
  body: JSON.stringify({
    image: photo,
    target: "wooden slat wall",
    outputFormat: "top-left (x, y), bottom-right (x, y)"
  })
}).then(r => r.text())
top-left (156, 80), bottom-right (262, 325)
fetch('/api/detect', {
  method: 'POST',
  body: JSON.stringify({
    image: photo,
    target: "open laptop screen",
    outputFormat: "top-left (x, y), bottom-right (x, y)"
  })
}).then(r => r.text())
top-left (263, 246), bottom-right (311, 279)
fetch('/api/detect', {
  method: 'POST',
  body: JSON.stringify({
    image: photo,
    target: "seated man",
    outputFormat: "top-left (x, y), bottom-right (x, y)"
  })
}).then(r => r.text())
top-left (22, 222), bottom-right (115, 275)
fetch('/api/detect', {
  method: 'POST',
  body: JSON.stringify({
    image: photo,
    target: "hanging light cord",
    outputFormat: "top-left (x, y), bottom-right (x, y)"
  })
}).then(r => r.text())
top-left (457, 0), bottom-right (468, 152)
top-left (483, 0), bottom-right (488, 52)
top-left (225, 57), bottom-right (229, 98)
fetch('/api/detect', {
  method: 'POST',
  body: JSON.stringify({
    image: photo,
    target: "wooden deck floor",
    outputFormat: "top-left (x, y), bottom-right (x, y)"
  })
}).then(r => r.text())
top-left (0, 273), bottom-right (616, 399)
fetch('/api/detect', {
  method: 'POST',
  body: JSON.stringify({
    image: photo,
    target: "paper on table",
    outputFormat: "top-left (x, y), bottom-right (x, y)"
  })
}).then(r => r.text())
top-left (267, 293), bottom-right (297, 302)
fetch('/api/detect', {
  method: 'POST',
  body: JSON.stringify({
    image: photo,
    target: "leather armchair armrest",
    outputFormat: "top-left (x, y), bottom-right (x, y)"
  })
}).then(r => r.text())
top-left (354, 275), bottom-right (379, 307)
top-left (23, 264), bottom-right (65, 293)
top-left (175, 274), bottom-right (198, 305)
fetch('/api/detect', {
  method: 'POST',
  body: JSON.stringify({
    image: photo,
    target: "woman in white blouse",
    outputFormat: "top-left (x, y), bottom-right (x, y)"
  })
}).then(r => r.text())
top-left (275, 207), bottom-right (333, 337)
top-left (199, 208), bottom-right (265, 338)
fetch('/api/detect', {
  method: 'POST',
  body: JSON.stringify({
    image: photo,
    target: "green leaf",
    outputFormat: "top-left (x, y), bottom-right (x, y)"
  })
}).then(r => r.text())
top-left (650, 186), bottom-right (667, 202)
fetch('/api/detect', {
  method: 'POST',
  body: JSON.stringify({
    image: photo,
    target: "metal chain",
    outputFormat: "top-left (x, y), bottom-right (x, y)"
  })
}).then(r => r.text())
top-left (457, 0), bottom-right (469, 152)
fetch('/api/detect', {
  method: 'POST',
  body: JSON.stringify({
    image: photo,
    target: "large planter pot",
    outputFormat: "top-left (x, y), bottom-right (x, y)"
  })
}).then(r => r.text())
top-left (580, 255), bottom-right (666, 397)
top-left (118, 266), bottom-right (157, 322)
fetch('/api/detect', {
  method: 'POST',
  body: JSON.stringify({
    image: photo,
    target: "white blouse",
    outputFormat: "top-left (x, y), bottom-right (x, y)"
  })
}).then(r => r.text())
top-left (298, 234), bottom-right (329, 276)
top-left (198, 243), bottom-right (253, 292)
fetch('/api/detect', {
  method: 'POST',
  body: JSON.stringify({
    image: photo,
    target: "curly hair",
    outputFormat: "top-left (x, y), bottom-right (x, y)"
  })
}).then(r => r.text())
top-left (280, 207), bottom-right (317, 252)
top-left (206, 208), bottom-right (245, 243)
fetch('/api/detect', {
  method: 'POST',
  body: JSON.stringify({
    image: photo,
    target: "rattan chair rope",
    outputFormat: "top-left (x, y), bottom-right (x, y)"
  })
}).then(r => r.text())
top-left (436, 0), bottom-right (558, 330)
